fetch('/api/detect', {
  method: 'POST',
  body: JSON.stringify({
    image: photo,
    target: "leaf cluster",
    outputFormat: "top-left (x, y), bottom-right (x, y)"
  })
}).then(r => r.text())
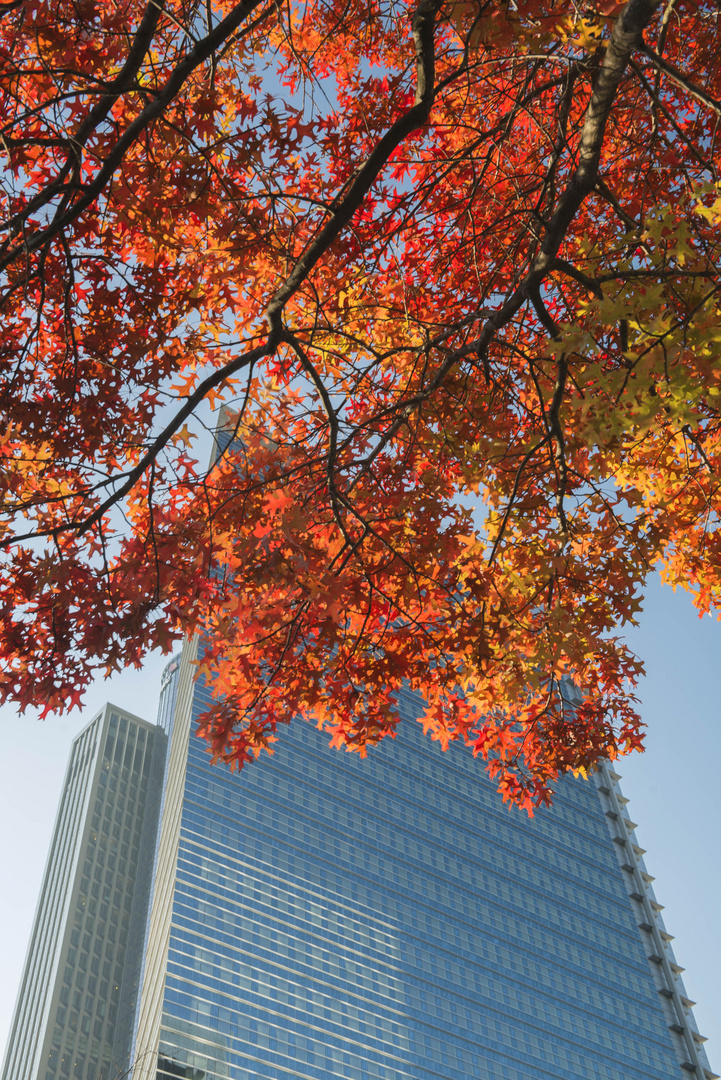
top-left (1, 0), bottom-right (720, 808)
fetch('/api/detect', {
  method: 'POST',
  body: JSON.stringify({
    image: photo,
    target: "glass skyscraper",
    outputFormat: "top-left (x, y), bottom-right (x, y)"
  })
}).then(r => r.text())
top-left (125, 644), bottom-right (714, 1080)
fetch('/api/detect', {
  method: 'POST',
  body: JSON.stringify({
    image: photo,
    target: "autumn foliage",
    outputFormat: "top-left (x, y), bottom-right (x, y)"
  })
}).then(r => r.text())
top-left (1, 0), bottom-right (720, 807)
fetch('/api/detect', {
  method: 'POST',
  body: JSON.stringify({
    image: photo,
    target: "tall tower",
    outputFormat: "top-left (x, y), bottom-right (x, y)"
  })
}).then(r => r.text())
top-left (1, 705), bottom-right (166, 1080)
top-left (128, 645), bottom-right (715, 1080)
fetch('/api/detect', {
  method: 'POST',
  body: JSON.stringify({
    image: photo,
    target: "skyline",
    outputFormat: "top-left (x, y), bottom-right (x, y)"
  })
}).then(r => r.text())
top-left (1, 571), bottom-right (719, 1071)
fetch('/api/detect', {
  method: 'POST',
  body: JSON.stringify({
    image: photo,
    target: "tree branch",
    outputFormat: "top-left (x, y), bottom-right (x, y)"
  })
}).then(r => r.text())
top-left (0, 0), bottom-right (273, 273)
top-left (0, 341), bottom-right (271, 548)
top-left (641, 42), bottom-right (721, 117)
top-left (265, 0), bottom-right (444, 333)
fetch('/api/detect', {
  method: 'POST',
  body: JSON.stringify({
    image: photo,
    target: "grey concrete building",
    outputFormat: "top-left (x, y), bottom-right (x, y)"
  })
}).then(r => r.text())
top-left (1, 705), bottom-right (166, 1080)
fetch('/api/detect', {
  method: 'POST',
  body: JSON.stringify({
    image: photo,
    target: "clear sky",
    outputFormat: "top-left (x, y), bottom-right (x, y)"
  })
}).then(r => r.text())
top-left (0, 573), bottom-right (718, 1070)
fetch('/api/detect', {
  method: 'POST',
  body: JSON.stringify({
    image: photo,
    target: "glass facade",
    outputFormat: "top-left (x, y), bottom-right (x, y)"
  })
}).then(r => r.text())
top-left (4, 641), bottom-right (713, 1080)
top-left (1, 705), bottom-right (165, 1080)
top-left (131, 662), bottom-right (715, 1080)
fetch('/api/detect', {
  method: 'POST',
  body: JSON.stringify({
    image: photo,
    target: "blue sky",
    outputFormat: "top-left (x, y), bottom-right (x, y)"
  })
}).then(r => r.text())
top-left (0, 572), bottom-right (718, 1069)
top-left (618, 575), bottom-right (720, 1061)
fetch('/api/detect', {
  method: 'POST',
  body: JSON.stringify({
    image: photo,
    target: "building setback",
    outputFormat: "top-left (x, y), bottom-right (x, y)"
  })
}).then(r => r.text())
top-left (1, 705), bottom-right (166, 1080)
top-left (2, 649), bottom-right (716, 1080)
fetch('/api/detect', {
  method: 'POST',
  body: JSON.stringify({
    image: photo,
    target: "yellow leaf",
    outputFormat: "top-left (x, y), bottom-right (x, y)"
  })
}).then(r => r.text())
top-left (171, 423), bottom-right (196, 447)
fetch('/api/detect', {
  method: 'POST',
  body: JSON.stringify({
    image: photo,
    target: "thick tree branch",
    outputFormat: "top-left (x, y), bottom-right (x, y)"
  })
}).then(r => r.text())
top-left (265, 0), bottom-right (444, 333)
top-left (2, 0), bottom-right (166, 242)
top-left (533, 0), bottom-right (663, 272)
top-left (0, 0), bottom-right (272, 273)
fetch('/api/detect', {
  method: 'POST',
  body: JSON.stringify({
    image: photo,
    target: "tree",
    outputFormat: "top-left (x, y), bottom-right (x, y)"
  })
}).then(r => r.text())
top-left (0, 0), bottom-right (719, 809)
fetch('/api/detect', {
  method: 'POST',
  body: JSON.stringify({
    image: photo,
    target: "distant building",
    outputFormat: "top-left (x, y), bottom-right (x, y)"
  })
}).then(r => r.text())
top-left (2, 654), bottom-right (716, 1080)
top-left (1, 705), bottom-right (166, 1080)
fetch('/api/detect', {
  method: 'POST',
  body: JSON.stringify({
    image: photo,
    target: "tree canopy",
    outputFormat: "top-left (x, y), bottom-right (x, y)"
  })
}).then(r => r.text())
top-left (1, 0), bottom-right (719, 808)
